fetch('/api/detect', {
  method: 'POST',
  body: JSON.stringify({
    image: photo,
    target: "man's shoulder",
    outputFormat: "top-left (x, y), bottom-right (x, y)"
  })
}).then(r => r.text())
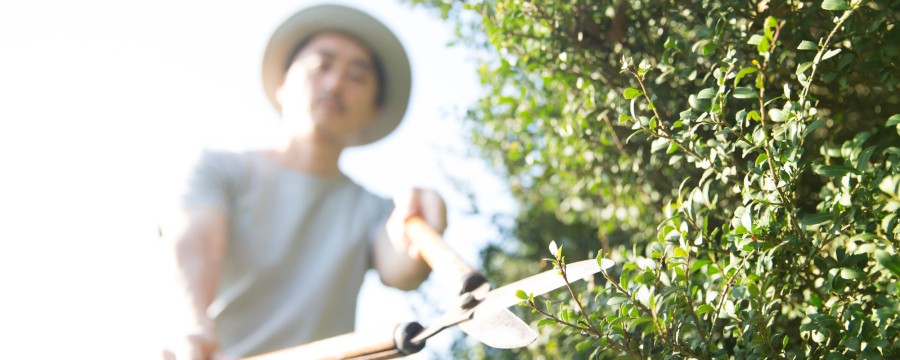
top-left (184, 149), bottom-right (273, 190)
top-left (192, 148), bottom-right (269, 171)
top-left (197, 148), bottom-right (263, 161)
top-left (343, 182), bottom-right (393, 217)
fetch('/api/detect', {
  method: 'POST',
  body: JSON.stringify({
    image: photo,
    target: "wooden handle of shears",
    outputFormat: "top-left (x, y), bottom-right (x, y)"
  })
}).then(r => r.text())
top-left (405, 217), bottom-right (486, 293)
top-left (243, 322), bottom-right (424, 360)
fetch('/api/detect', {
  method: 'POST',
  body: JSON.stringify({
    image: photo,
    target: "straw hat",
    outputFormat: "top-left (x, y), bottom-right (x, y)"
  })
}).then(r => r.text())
top-left (261, 4), bottom-right (411, 145)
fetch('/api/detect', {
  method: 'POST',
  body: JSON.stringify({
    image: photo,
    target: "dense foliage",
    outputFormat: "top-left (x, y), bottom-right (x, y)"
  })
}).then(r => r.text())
top-left (411, 0), bottom-right (899, 358)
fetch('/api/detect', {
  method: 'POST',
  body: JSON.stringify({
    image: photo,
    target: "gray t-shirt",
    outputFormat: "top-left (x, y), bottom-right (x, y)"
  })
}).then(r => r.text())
top-left (181, 150), bottom-right (393, 357)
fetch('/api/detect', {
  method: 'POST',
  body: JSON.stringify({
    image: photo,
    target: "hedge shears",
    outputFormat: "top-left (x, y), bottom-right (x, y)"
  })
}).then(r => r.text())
top-left (246, 217), bottom-right (614, 359)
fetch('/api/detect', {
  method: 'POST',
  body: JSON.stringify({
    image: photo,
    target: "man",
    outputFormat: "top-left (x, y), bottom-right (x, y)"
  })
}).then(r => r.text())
top-left (163, 4), bottom-right (445, 359)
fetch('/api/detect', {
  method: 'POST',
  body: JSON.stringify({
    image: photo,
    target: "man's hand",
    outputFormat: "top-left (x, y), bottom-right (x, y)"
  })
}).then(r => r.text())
top-left (373, 187), bottom-right (446, 290)
top-left (387, 188), bottom-right (447, 259)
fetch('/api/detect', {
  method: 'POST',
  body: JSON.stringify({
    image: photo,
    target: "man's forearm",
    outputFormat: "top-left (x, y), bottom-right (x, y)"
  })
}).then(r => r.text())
top-left (376, 188), bottom-right (447, 291)
top-left (170, 209), bottom-right (227, 334)
top-left (373, 229), bottom-right (431, 291)
top-left (174, 245), bottom-right (221, 332)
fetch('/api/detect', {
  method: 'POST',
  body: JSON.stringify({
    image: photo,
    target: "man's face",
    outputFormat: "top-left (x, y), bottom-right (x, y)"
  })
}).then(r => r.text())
top-left (277, 32), bottom-right (381, 145)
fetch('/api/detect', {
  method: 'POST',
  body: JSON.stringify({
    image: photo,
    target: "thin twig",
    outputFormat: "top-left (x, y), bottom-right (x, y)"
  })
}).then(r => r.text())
top-left (527, 298), bottom-right (642, 359)
top-left (559, 260), bottom-right (599, 335)
top-left (708, 251), bottom-right (754, 340)
top-left (799, 9), bottom-right (856, 102)
top-left (756, 21), bottom-right (795, 214)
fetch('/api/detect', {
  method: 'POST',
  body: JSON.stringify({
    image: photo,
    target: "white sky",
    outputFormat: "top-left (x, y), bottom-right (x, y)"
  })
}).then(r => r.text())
top-left (0, 0), bottom-right (516, 358)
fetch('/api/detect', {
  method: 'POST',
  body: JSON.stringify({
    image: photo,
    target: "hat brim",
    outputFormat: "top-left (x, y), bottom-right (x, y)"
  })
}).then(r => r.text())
top-left (261, 4), bottom-right (411, 146)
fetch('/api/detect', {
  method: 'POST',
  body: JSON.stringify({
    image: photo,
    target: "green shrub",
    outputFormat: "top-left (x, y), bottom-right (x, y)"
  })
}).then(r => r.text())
top-left (411, 0), bottom-right (899, 358)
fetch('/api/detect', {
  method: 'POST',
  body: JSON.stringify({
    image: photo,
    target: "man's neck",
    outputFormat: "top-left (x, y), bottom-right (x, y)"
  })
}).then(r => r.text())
top-left (273, 134), bottom-right (344, 177)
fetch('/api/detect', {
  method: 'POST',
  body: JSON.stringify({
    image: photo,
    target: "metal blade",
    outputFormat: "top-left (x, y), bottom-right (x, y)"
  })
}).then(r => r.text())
top-left (472, 259), bottom-right (614, 317)
top-left (410, 307), bottom-right (471, 345)
top-left (457, 308), bottom-right (537, 349)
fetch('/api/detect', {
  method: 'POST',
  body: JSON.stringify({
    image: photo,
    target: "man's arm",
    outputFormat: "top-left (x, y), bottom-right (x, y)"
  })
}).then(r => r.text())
top-left (163, 207), bottom-right (229, 360)
top-left (372, 188), bottom-right (446, 291)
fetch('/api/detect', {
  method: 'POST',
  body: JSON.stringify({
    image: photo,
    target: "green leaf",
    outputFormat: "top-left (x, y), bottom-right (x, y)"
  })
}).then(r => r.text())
top-left (875, 250), bottom-right (900, 277)
top-left (666, 141), bottom-right (679, 154)
top-left (664, 36), bottom-right (677, 49)
top-left (757, 35), bottom-right (771, 54)
top-left (883, 214), bottom-right (897, 234)
top-left (516, 289), bottom-right (528, 300)
top-left (537, 318), bottom-right (557, 328)
top-left (661, 286), bottom-right (686, 298)
top-left (810, 313), bottom-right (842, 331)
top-left (850, 233), bottom-right (877, 242)
top-left (624, 87), bottom-right (642, 100)
top-left (796, 61), bottom-right (814, 76)
top-left (734, 67), bottom-right (758, 87)
top-left (812, 331), bottom-right (826, 343)
top-left (768, 108), bottom-right (785, 122)
top-left (733, 86), bottom-right (757, 99)
top-left (747, 110), bottom-right (761, 122)
top-left (755, 153), bottom-right (769, 166)
top-left (560, 308), bottom-right (571, 323)
top-left (674, 247), bottom-right (688, 258)
top-left (629, 317), bottom-right (653, 329)
top-left (814, 165), bottom-right (860, 177)
top-left (804, 119), bottom-right (825, 138)
top-left (696, 304), bottom-right (715, 315)
top-left (691, 259), bottom-right (712, 273)
top-left (575, 339), bottom-right (592, 352)
top-left (798, 40), bottom-right (818, 50)
top-left (879, 175), bottom-right (900, 197)
top-left (607, 296), bottom-right (629, 306)
top-left (801, 213), bottom-right (833, 226)
top-left (648, 242), bottom-right (665, 258)
top-left (608, 316), bottom-right (627, 329)
top-left (747, 34), bottom-right (763, 45)
top-left (822, 48), bottom-right (842, 61)
top-left (698, 88), bottom-right (716, 99)
top-left (887, 114), bottom-right (900, 126)
top-left (651, 137), bottom-right (668, 153)
top-left (596, 256), bottom-right (614, 272)
top-left (821, 0), bottom-right (850, 11)
top-left (840, 268), bottom-right (865, 280)
top-left (765, 16), bottom-right (778, 35)
top-left (856, 146), bottom-right (877, 170)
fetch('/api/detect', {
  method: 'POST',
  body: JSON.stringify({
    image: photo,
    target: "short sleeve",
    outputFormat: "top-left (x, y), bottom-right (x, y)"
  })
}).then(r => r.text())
top-left (180, 150), bottom-right (236, 212)
top-left (370, 195), bottom-right (394, 234)
top-left (364, 193), bottom-right (395, 269)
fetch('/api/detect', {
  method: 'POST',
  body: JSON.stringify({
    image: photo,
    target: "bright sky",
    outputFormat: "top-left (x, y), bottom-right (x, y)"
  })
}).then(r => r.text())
top-left (0, 0), bottom-right (515, 358)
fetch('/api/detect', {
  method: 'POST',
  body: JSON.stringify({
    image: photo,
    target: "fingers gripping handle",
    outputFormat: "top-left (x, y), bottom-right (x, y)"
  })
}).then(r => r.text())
top-left (404, 217), bottom-right (485, 293)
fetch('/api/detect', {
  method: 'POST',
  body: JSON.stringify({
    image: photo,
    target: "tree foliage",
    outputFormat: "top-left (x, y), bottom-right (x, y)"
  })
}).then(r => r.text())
top-left (411, 0), bottom-right (899, 358)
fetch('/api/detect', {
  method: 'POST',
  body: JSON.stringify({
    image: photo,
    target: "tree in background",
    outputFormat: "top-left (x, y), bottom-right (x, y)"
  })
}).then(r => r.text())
top-left (410, 0), bottom-right (899, 358)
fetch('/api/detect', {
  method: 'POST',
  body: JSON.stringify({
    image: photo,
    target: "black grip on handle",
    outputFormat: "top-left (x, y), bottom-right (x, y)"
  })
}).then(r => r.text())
top-left (460, 272), bottom-right (488, 294)
top-left (395, 322), bottom-right (426, 355)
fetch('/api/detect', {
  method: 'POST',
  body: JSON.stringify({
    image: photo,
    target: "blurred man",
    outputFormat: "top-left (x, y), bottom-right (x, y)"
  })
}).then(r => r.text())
top-left (163, 4), bottom-right (445, 359)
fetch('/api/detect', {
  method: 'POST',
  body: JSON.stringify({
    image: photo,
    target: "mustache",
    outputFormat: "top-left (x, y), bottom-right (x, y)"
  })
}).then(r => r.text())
top-left (315, 92), bottom-right (346, 112)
